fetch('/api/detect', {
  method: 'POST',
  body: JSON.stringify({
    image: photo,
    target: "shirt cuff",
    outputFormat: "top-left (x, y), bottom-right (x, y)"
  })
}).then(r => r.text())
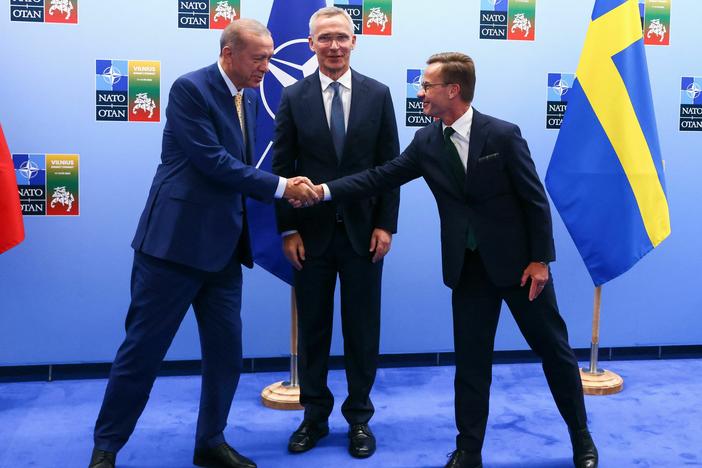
top-left (281, 230), bottom-right (298, 237)
top-left (274, 177), bottom-right (287, 199)
top-left (322, 183), bottom-right (331, 201)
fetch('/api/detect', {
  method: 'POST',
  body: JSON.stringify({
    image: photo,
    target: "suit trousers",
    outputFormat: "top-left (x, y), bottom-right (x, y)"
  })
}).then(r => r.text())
top-left (294, 224), bottom-right (382, 425)
top-left (93, 250), bottom-right (243, 452)
top-left (452, 249), bottom-right (587, 457)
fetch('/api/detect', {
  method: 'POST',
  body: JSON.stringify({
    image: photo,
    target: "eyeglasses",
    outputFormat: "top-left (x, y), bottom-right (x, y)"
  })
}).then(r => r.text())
top-left (316, 34), bottom-right (352, 45)
top-left (419, 81), bottom-right (450, 91)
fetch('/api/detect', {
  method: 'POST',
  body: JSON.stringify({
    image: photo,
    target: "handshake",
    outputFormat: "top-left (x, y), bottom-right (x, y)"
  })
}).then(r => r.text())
top-left (282, 176), bottom-right (325, 208)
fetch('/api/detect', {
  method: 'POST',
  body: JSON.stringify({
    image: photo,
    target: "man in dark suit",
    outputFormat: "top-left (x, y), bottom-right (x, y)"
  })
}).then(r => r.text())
top-left (271, 6), bottom-right (399, 460)
top-left (88, 19), bottom-right (318, 468)
top-left (300, 52), bottom-right (598, 468)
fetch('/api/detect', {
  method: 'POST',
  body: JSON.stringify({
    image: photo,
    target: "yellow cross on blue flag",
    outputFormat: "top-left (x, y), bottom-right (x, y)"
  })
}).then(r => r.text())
top-left (545, 0), bottom-right (671, 286)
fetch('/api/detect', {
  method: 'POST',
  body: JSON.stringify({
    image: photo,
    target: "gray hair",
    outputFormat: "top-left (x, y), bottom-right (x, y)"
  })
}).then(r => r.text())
top-left (220, 18), bottom-right (271, 54)
top-left (309, 6), bottom-right (354, 36)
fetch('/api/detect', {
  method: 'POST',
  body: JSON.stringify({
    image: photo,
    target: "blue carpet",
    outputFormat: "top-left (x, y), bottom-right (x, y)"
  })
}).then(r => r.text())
top-left (1, 359), bottom-right (701, 467)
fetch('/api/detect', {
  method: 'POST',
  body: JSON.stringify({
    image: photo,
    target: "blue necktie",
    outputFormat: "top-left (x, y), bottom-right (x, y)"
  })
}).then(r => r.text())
top-left (329, 82), bottom-right (345, 162)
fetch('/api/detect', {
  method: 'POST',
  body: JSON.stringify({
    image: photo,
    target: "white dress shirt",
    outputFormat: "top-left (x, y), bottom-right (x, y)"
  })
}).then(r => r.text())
top-left (217, 60), bottom-right (287, 199)
top-left (442, 106), bottom-right (474, 172)
top-left (319, 68), bottom-right (352, 131)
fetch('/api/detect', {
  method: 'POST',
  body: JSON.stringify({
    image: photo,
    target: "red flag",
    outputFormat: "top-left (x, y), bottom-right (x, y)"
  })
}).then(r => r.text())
top-left (0, 124), bottom-right (24, 254)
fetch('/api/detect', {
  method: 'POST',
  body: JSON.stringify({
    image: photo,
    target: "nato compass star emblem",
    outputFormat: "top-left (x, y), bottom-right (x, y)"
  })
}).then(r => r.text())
top-left (101, 66), bottom-right (124, 87)
top-left (411, 73), bottom-right (423, 93)
top-left (686, 82), bottom-right (701, 100)
top-left (553, 79), bottom-right (570, 97)
top-left (19, 160), bottom-right (40, 180)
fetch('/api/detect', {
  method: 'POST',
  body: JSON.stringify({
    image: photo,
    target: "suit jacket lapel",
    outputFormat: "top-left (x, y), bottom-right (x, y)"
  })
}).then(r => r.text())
top-left (243, 89), bottom-right (255, 165)
top-left (429, 122), bottom-right (466, 197)
top-left (207, 63), bottom-right (246, 162)
top-left (342, 70), bottom-right (367, 163)
top-left (466, 109), bottom-right (489, 189)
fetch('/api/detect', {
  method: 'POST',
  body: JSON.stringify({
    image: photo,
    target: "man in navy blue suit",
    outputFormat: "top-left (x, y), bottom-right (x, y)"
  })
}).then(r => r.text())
top-left (89, 19), bottom-right (318, 468)
top-left (298, 52), bottom-right (598, 468)
top-left (271, 6), bottom-right (399, 459)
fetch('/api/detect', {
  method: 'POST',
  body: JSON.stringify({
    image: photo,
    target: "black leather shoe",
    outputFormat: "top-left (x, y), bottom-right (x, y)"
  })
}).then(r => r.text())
top-left (445, 449), bottom-right (482, 468)
top-left (570, 428), bottom-right (598, 468)
top-left (348, 423), bottom-right (376, 458)
top-left (88, 448), bottom-right (115, 468)
top-left (193, 443), bottom-right (256, 468)
top-left (287, 420), bottom-right (329, 453)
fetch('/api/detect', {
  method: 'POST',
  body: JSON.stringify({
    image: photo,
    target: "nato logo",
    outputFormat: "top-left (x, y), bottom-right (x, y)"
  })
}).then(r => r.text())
top-left (10, 0), bottom-right (44, 22)
top-left (178, 0), bottom-right (239, 30)
top-left (680, 77), bottom-right (702, 131)
top-left (96, 60), bottom-right (129, 121)
top-left (335, 1), bottom-right (363, 34)
top-left (178, 0), bottom-right (209, 28)
top-left (479, 0), bottom-right (508, 39)
top-left (546, 73), bottom-right (574, 129)
top-left (10, 0), bottom-right (78, 23)
top-left (405, 69), bottom-right (431, 127)
top-left (480, 0), bottom-right (535, 41)
top-left (13, 153), bottom-right (46, 215)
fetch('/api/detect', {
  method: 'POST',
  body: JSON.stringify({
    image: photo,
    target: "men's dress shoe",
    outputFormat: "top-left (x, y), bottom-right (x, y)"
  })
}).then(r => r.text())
top-left (193, 443), bottom-right (256, 468)
top-left (445, 449), bottom-right (482, 468)
top-left (348, 423), bottom-right (376, 458)
top-left (88, 448), bottom-right (115, 468)
top-left (570, 428), bottom-right (599, 468)
top-left (287, 420), bottom-right (329, 453)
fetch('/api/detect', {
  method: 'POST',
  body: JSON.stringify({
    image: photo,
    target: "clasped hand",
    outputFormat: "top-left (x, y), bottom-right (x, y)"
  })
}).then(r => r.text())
top-left (282, 176), bottom-right (323, 206)
top-left (284, 177), bottom-right (324, 208)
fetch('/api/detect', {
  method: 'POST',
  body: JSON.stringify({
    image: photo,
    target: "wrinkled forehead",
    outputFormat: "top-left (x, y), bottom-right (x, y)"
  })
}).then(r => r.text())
top-left (237, 32), bottom-right (273, 53)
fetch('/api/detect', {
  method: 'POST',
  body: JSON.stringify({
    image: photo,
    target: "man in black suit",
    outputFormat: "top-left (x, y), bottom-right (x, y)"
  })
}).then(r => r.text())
top-left (299, 52), bottom-right (598, 468)
top-left (271, 6), bottom-right (399, 460)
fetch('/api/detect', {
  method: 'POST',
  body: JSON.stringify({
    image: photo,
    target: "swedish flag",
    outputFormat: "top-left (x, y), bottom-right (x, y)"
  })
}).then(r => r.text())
top-left (545, 0), bottom-right (671, 286)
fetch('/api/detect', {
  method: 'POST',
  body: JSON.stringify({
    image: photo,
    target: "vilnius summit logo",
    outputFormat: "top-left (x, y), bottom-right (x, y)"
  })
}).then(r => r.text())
top-left (13, 154), bottom-right (80, 216)
top-left (96, 60), bottom-right (161, 123)
top-left (639, 0), bottom-right (671, 46)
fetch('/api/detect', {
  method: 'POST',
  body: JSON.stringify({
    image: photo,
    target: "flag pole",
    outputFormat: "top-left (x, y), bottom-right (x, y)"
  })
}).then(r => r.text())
top-left (261, 287), bottom-right (303, 410)
top-left (579, 285), bottom-right (624, 395)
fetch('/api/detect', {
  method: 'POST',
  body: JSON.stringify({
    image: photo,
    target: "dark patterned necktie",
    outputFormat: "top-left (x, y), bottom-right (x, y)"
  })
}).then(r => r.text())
top-left (329, 82), bottom-right (346, 162)
top-left (444, 127), bottom-right (477, 250)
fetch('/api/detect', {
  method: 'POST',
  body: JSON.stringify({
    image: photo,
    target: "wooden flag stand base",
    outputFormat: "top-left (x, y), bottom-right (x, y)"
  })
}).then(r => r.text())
top-left (580, 368), bottom-right (623, 395)
top-left (261, 289), bottom-right (303, 410)
top-left (580, 286), bottom-right (624, 396)
top-left (261, 379), bottom-right (303, 410)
